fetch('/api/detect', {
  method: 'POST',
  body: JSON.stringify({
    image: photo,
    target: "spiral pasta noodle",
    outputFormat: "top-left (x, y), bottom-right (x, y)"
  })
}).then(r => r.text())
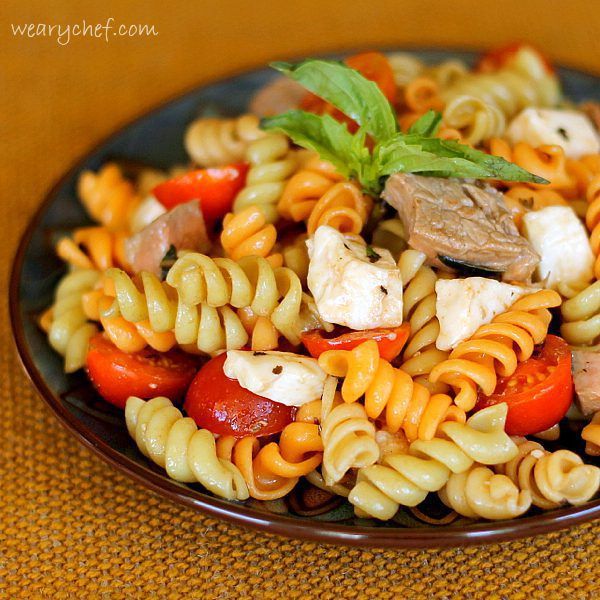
top-left (278, 156), bottom-right (372, 235)
top-left (441, 47), bottom-right (561, 145)
top-left (232, 133), bottom-right (300, 223)
top-left (439, 465), bottom-right (532, 520)
top-left (318, 340), bottom-right (466, 442)
top-left (77, 164), bottom-right (140, 231)
top-left (397, 249), bottom-right (450, 389)
top-left (387, 53), bottom-right (468, 90)
top-left (502, 186), bottom-right (568, 229)
top-left (348, 403), bottom-right (518, 519)
top-left (496, 438), bottom-right (600, 508)
top-left (215, 406), bottom-right (323, 501)
top-left (317, 376), bottom-right (380, 487)
top-left (429, 290), bottom-right (561, 411)
top-left (582, 412), bottom-right (600, 456)
top-left (40, 269), bottom-right (100, 373)
top-left (56, 226), bottom-right (130, 272)
top-left (184, 114), bottom-right (265, 167)
top-left (281, 233), bottom-right (309, 286)
top-left (125, 396), bottom-right (249, 500)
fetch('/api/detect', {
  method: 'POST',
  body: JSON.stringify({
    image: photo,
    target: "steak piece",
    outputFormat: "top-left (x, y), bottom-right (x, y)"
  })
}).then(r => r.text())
top-left (382, 174), bottom-right (539, 281)
top-left (572, 346), bottom-right (600, 416)
top-left (125, 200), bottom-right (210, 276)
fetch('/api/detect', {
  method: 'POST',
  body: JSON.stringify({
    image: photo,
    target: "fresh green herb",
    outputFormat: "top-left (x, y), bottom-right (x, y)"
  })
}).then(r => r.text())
top-left (262, 60), bottom-right (549, 195)
top-left (159, 245), bottom-right (177, 280)
top-left (365, 245), bottom-right (381, 263)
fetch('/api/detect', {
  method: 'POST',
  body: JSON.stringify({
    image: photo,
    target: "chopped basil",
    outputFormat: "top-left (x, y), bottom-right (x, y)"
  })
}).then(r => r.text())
top-left (159, 245), bottom-right (177, 280)
top-left (557, 127), bottom-right (569, 140)
top-left (380, 285), bottom-right (388, 295)
top-left (366, 245), bottom-right (381, 263)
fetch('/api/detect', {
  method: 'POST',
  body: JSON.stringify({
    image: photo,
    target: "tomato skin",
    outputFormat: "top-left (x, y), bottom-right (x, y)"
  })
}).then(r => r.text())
top-left (184, 353), bottom-right (295, 437)
top-left (86, 334), bottom-right (198, 409)
top-left (152, 163), bottom-right (249, 225)
top-left (475, 335), bottom-right (572, 435)
top-left (301, 324), bottom-right (410, 362)
top-left (476, 42), bottom-right (555, 74)
top-left (299, 51), bottom-right (397, 126)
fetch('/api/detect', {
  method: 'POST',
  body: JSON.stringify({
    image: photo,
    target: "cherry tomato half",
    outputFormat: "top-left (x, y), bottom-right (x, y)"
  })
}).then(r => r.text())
top-left (475, 42), bottom-right (554, 74)
top-left (475, 335), bottom-right (572, 435)
top-left (152, 163), bottom-right (249, 226)
top-left (86, 334), bottom-right (198, 409)
top-left (301, 324), bottom-right (411, 362)
top-left (184, 353), bottom-right (295, 437)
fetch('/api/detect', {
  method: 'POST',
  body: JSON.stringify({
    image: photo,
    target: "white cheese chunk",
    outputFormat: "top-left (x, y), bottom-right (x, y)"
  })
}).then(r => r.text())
top-left (435, 278), bottom-right (532, 351)
top-left (522, 206), bottom-right (594, 290)
top-left (223, 350), bottom-right (326, 407)
top-left (129, 195), bottom-right (167, 233)
top-left (506, 108), bottom-right (600, 159)
top-left (306, 225), bottom-right (403, 330)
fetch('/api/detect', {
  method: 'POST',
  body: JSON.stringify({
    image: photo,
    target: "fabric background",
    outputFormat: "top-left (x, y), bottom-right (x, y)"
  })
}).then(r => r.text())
top-left (1, 1), bottom-right (600, 597)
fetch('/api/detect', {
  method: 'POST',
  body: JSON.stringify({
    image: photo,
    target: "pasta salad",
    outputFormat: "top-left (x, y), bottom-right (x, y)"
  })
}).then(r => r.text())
top-left (42, 44), bottom-right (600, 522)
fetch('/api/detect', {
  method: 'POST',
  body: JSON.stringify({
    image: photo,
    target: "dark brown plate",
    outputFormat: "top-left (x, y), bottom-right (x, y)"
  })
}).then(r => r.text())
top-left (10, 49), bottom-right (600, 548)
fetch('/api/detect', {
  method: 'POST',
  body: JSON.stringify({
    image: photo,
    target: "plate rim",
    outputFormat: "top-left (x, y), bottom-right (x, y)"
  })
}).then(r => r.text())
top-left (9, 48), bottom-right (600, 549)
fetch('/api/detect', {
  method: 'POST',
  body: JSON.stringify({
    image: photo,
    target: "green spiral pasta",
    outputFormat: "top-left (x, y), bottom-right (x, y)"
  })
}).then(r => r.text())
top-left (43, 269), bottom-right (100, 373)
top-left (348, 404), bottom-right (518, 520)
top-left (125, 396), bottom-right (249, 500)
top-left (232, 133), bottom-right (300, 223)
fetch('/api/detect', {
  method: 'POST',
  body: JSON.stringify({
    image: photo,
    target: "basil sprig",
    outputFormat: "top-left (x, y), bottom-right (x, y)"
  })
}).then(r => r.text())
top-left (262, 59), bottom-right (547, 195)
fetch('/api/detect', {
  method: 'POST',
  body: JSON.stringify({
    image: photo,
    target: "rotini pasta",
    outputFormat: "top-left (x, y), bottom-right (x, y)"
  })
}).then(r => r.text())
top-left (40, 269), bottom-right (100, 373)
top-left (232, 133), bottom-right (300, 223)
top-left (125, 396), bottom-right (249, 500)
top-left (429, 290), bottom-right (561, 411)
top-left (496, 438), bottom-right (600, 508)
top-left (318, 340), bottom-right (465, 442)
top-left (582, 412), bottom-right (600, 456)
top-left (184, 114), bottom-right (265, 167)
top-left (348, 403), bottom-right (518, 519)
top-left (77, 163), bottom-right (140, 231)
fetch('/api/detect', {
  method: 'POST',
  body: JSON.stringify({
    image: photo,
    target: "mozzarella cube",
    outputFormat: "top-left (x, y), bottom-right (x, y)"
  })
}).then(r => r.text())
top-left (506, 108), bottom-right (600, 159)
top-left (223, 350), bottom-right (326, 407)
top-left (306, 225), bottom-right (403, 330)
top-left (522, 206), bottom-right (594, 290)
top-left (435, 278), bottom-right (532, 351)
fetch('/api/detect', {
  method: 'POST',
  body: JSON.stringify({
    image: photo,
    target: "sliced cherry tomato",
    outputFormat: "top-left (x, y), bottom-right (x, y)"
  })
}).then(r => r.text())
top-left (299, 51), bottom-right (397, 128)
top-left (475, 42), bottom-right (554, 74)
top-left (86, 334), bottom-right (198, 409)
top-left (184, 353), bottom-right (295, 437)
top-left (301, 324), bottom-right (410, 362)
top-left (152, 163), bottom-right (249, 225)
top-left (475, 335), bottom-right (572, 435)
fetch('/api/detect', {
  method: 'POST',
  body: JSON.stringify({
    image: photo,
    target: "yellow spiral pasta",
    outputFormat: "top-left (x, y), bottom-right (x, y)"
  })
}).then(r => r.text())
top-left (56, 226), bottom-right (130, 272)
top-left (318, 340), bottom-right (465, 442)
top-left (496, 438), bottom-right (600, 508)
top-left (184, 114), bottom-right (265, 167)
top-left (125, 396), bottom-right (249, 500)
top-left (348, 403), bottom-right (518, 519)
top-left (278, 156), bottom-right (372, 234)
top-left (318, 376), bottom-right (380, 487)
top-left (40, 269), bottom-right (100, 373)
top-left (397, 249), bottom-right (450, 389)
top-left (441, 47), bottom-right (561, 145)
top-left (220, 205), bottom-right (282, 266)
top-left (215, 414), bottom-right (323, 501)
top-left (439, 465), bottom-right (532, 520)
top-left (387, 53), bottom-right (468, 90)
top-left (232, 133), bottom-right (300, 223)
top-left (429, 290), bottom-right (561, 411)
top-left (105, 253), bottom-right (303, 352)
top-left (281, 232), bottom-right (309, 286)
top-left (582, 412), bottom-right (600, 456)
top-left (77, 163), bottom-right (140, 231)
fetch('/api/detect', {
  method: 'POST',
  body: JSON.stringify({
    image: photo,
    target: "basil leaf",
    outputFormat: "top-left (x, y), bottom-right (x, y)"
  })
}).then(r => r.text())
top-left (408, 110), bottom-right (442, 137)
top-left (272, 59), bottom-right (397, 142)
top-left (160, 245), bottom-right (177, 281)
top-left (262, 110), bottom-right (355, 178)
top-left (401, 135), bottom-right (548, 183)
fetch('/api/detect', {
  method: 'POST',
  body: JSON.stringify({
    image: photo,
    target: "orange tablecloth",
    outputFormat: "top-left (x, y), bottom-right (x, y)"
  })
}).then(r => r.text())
top-left (2, 1), bottom-right (600, 596)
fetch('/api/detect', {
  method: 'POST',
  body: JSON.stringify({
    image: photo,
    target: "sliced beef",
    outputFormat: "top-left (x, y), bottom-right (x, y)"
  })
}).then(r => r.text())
top-left (572, 346), bottom-right (600, 416)
top-left (382, 174), bottom-right (540, 282)
top-left (250, 77), bottom-right (306, 117)
top-left (125, 200), bottom-right (210, 276)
